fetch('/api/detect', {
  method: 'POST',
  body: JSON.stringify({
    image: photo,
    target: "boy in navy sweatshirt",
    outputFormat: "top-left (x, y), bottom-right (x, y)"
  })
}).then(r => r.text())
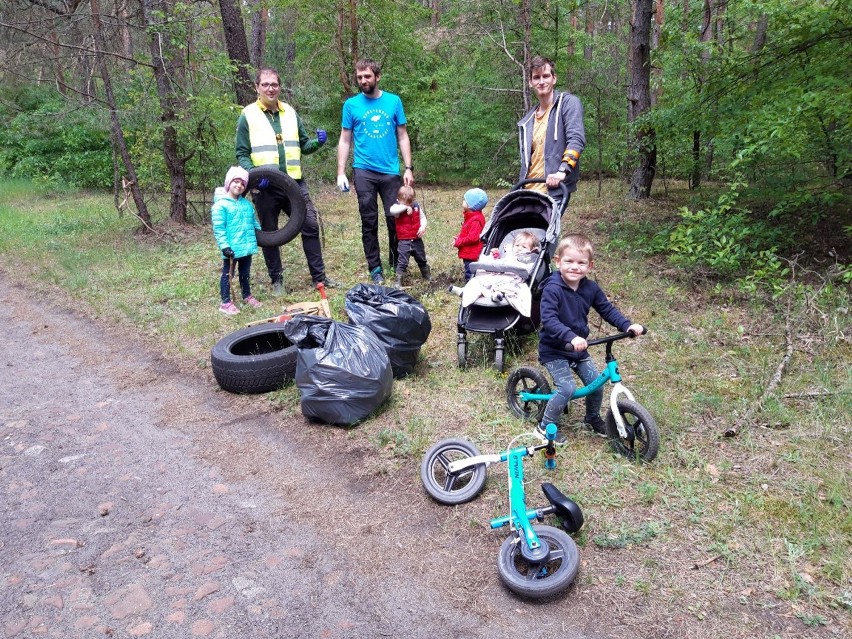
top-left (537, 234), bottom-right (643, 441)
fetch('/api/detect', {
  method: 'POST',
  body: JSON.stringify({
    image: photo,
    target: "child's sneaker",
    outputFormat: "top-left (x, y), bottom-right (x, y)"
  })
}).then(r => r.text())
top-left (243, 295), bottom-right (262, 308)
top-left (535, 422), bottom-right (568, 445)
top-left (219, 301), bottom-right (240, 315)
top-left (584, 415), bottom-right (608, 438)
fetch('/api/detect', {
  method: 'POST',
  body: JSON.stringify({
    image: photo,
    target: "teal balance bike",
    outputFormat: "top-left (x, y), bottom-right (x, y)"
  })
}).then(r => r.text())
top-left (420, 424), bottom-right (584, 599)
top-left (506, 330), bottom-right (660, 462)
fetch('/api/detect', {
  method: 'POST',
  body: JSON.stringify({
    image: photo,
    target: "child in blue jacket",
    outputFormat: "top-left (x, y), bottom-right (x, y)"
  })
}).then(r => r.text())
top-left (537, 234), bottom-right (643, 441)
top-left (212, 166), bottom-right (262, 315)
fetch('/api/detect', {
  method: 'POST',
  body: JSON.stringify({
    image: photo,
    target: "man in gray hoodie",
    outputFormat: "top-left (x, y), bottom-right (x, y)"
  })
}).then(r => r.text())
top-left (517, 55), bottom-right (586, 210)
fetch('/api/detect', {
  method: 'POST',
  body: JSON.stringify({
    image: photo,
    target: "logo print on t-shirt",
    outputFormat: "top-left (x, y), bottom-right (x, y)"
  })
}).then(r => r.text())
top-left (361, 109), bottom-right (392, 140)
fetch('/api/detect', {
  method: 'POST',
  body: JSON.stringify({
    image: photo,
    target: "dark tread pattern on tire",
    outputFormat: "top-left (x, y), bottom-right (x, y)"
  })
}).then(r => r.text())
top-left (247, 167), bottom-right (307, 248)
top-left (210, 323), bottom-right (298, 394)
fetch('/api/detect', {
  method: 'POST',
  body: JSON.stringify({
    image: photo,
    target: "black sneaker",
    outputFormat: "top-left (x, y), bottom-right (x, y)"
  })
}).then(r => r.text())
top-left (535, 423), bottom-right (568, 445)
top-left (584, 416), bottom-right (608, 438)
top-left (370, 267), bottom-right (385, 284)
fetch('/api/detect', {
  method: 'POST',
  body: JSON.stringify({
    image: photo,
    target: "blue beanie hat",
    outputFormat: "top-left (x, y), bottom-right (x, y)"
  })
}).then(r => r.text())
top-left (464, 188), bottom-right (488, 211)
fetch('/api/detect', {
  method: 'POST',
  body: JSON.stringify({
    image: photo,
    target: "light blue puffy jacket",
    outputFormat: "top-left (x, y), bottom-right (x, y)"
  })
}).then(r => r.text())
top-left (211, 188), bottom-right (261, 259)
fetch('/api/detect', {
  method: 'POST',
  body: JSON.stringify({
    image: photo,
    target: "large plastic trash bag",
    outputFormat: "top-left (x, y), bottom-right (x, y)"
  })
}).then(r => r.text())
top-left (282, 315), bottom-right (393, 426)
top-left (344, 284), bottom-right (432, 378)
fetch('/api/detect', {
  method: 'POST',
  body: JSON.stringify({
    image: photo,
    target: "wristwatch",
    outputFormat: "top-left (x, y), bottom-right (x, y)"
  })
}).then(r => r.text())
top-left (405, 165), bottom-right (413, 171)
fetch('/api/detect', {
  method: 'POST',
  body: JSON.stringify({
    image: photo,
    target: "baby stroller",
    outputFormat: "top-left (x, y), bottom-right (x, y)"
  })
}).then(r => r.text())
top-left (454, 180), bottom-right (568, 372)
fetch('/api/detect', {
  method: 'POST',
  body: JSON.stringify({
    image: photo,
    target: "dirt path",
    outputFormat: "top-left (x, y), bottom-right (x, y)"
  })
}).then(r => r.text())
top-left (0, 276), bottom-right (611, 638)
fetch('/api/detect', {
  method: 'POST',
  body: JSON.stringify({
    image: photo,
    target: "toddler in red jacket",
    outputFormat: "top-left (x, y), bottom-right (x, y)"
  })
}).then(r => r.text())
top-left (389, 185), bottom-right (430, 288)
top-left (453, 188), bottom-right (488, 281)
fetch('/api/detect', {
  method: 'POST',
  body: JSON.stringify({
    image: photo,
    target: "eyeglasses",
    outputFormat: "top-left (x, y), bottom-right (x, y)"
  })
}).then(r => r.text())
top-left (259, 82), bottom-right (280, 89)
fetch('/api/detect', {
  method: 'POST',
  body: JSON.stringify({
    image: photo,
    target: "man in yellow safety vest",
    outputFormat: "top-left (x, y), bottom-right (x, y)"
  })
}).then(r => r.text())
top-left (236, 68), bottom-right (338, 294)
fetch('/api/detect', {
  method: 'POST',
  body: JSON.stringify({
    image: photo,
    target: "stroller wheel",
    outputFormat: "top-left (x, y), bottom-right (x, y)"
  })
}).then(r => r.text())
top-left (493, 346), bottom-right (504, 373)
top-left (457, 333), bottom-right (467, 369)
top-left (492, 337), bottom-right (506, 373)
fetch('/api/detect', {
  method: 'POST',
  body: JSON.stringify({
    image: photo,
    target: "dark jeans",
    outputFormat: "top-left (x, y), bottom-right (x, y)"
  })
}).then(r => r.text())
top-left (353, 168), bottom-right (401, 272)
top-left (541, 356), bottom-right (602, 426)
top-left (462, 259), bottom-right (475, 281)
top-left (254, 178), bottom-right (326, 284)
top-left (220, 256), bottom-right (252, 303)
top-left (396, 238), bottom-right (428, 275)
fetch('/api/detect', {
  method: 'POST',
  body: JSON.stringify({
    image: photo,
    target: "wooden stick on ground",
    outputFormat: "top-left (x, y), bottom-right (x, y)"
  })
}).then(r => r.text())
top-left (724, 320), bottom-right (794, 437)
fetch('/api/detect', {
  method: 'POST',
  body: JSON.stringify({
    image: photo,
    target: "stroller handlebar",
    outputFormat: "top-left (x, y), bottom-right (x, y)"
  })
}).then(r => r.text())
top-left (511, 179), bottom-right (569, 209)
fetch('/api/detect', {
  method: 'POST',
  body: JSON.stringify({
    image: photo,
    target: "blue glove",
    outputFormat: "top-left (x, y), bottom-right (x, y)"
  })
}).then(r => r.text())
top-left (316, 129), bottom-right (327, 145)
top-left (257, 178), bottom-right (270, 190)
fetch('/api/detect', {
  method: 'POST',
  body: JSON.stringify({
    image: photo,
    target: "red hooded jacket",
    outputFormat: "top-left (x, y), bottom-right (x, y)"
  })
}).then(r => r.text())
top-left (453, 209), bottom-right (485, 260)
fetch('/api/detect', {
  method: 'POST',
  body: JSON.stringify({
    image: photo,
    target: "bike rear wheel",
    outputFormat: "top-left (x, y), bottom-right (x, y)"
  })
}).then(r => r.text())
top-left (496, 525), bottom-right (580, 599)
top-left (605, 398), bottom-right (659, 462)
top-left (505, 367), bottom-right (550, 422)
top-left (420, 438), bottom-right (487, 505)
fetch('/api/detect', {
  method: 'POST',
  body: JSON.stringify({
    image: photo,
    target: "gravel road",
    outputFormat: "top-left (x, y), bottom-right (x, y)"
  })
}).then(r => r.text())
top-left (0, 278), bottom-right (608, 638)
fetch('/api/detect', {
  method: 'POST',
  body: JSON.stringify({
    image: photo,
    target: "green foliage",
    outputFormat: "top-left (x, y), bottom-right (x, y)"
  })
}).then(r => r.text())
top-left (654, 176), bottom-right (790, 293)
top-left (0, 91), bottom-right (112, 189)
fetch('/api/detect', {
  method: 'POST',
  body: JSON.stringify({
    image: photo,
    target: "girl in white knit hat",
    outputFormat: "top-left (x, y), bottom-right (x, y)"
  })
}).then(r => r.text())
top-left (211, 166), bottom-right (263, 315)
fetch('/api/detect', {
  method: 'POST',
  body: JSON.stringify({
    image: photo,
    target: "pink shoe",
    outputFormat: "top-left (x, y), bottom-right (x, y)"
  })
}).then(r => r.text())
top-left (219, 301), bottom-right (240, 315)
top-left (243, 295), bottom-right (262, 308)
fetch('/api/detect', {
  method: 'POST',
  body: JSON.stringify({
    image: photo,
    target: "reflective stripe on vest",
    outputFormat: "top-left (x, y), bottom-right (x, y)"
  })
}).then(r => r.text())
top-left (242, 102), bottom-right (302, 179)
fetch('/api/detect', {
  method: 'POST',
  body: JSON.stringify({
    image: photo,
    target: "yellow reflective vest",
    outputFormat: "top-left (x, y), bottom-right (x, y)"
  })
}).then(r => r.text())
top-left (242, 101), bottom-right (302, 179)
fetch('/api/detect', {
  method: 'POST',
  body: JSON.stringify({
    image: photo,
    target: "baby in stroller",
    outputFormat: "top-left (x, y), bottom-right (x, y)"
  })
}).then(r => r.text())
top-left (456, 230), bottom-right (543, 317)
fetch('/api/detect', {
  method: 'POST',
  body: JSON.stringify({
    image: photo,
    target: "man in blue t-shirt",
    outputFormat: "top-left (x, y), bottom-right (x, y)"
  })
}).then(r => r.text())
top-left (336, 59), bottom-right (414, 284)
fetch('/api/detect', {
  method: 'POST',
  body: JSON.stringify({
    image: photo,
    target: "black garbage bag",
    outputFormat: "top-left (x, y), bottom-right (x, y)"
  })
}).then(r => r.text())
top-left (282, 315), bottom-right (393, 426)
top-left (344, 283), bottom-right (432, 378)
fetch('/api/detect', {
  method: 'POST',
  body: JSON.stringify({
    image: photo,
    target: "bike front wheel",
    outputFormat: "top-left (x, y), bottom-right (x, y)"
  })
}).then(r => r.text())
top-left (420, 438), bottom-right (487, 505)
top-left (506, 367), bottom-right (551, 422)
top-left (605, 398), bottom-right (660, 462)
top-left (496, 525), bottom-right (580, 599)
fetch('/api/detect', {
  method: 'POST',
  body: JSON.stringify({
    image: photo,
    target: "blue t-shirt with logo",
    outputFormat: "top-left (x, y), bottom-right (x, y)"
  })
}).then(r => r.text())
top-left (341, 91), bottom-right (407, 175)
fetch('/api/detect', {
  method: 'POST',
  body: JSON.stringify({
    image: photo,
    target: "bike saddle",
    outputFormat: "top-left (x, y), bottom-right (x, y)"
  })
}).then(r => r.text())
top-left (541, 482), bottom-right (584, 533)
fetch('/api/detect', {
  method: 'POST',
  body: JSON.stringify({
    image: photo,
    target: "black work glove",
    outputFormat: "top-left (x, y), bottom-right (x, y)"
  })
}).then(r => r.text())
top-left (222, 247), bottom-right (235, 259)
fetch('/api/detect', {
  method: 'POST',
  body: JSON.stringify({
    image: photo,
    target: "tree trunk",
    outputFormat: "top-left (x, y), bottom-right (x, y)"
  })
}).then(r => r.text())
top-left (141, 0), bottom-right (189, 223)
top-left (90, 0), bottom-right (151, 228)
top-left (335, 0), bottom-right (358, 95)
top-left (218, 0), bottom-right (255, 105)
top-left (565, 10), bottom-right (578, 85)
top-left (627, 0), bottom-right (656, 200)
top-left (250, 0), bottom-right (268, 70)
top-left (751, 13), bottom-right (769, 52)
top-left (519, 0), bottom-right (532, 113)
top-left (691, 0), bottom-right (714, 190)
top-left (652, 0), bottom-right (664, 105)
top-left (584, 6), bottom-right (594, 61)
top-left (431, 0), bottom-right (440, 27)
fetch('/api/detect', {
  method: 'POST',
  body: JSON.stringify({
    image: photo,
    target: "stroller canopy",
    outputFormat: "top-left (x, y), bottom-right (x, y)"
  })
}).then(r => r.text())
top-left (479, 188), bottom-right (562, 250)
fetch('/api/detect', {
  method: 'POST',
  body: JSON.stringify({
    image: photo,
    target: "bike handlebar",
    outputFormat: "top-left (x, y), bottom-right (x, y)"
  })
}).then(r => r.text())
top-left (564, 328), bottom-right (647, 352)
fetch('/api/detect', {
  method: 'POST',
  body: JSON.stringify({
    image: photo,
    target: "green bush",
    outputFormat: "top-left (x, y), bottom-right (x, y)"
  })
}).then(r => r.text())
top-left (0, 97), bottom-right (112, 189)
top-left (653, 177), bottom-right (790, 293)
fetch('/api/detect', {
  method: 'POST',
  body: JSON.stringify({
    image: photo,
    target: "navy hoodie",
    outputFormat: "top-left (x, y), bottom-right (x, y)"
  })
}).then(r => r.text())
top-left (538, 272), bottom-right (632, 363)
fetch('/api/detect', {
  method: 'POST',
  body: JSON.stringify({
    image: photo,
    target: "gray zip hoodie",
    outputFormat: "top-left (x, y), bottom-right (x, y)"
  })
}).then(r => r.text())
top-left (517, 90), bottom-right (586, 198)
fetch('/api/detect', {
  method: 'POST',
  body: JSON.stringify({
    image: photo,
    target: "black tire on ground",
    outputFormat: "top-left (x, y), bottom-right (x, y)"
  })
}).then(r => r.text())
top-left (496, 525), bottom-right (580, 599)
top-left (210, 323), bottom-right (298, 394)
top-left (505, 367), bottom-right (551, 422)
top-left (420, 438), bottom-right (487, 505)
top-left (247, 166), bottom-right (307, 248)
top-left (605, 398), bottom-right (660, 462)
